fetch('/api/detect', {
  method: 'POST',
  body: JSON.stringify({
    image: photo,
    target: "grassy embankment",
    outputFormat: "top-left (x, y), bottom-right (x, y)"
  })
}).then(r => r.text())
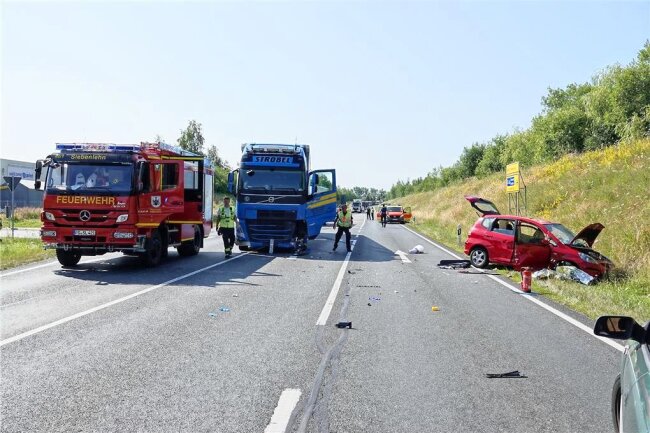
top-left (397, 139), bottom-right (650, 322)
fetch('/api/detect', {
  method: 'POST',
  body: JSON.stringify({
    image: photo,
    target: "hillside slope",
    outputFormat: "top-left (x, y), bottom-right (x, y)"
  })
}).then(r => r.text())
top-left (397, 139), bottom-right (650, 320)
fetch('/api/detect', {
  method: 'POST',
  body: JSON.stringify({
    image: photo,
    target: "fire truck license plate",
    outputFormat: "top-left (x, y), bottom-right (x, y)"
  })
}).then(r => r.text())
top-left (74, 230), bottom-right (96, 236)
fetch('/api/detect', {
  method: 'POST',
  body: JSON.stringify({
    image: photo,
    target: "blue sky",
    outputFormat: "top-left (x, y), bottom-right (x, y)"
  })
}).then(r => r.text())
top-left (2, 1), bottom-right (648, 190)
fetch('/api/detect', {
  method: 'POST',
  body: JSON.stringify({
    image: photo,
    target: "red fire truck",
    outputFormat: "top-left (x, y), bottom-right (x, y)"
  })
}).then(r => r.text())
top-left (34, 142), bottom-right (214, 267)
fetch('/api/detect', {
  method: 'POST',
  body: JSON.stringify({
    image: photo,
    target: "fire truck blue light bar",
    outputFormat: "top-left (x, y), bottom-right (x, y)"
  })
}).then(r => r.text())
top-left (56, 143), bottom-right (141, 152)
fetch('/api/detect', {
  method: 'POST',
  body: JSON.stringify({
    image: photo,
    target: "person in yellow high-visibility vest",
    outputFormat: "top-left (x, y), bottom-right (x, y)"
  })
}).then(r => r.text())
top-left (333, 203), bottom-right (354, 252)
top-left (216, 196), bottom-right (236, 258)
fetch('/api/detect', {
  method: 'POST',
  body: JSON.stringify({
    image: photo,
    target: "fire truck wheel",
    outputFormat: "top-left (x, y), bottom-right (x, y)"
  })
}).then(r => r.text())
top-left (141, 230), bottom-right (163, 266)
top-left (177, 226), bottom-right (201, 257)
top-left (56, 250), bottom-right (82, 267)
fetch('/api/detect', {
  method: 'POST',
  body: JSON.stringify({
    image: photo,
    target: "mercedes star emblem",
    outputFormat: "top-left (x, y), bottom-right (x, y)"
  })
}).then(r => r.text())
top-left (79, 210), bottom-right (91, 222)
top-left (268, 196), bottom-right (275, 203)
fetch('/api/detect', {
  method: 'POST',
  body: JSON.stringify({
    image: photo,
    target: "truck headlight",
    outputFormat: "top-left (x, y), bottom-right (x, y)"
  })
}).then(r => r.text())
top-left (44, 212), bottom-right (55, 221)
top-left (41, 230), bottom-right (56, 237)
top-left (113, 232), bottom-right (134, 239)
top-left (116, 214), bottom-right (129, 223)
top-left (578, 252), bottom-right (597, 263)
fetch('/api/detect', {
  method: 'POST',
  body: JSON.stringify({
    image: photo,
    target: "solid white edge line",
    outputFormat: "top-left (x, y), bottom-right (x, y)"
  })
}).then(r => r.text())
top-left (0, 255), bottom-right (112, 279)
top-left (0, 252), bottom-right (250, 347)
top-left (401, 225), bottom-right (624, 353)
top-left (315, 220), bottom-right (366, 326)
top-left (0, 234), bottom-right (220, 279)
top-left (264, 388), bottom-right (302, 433)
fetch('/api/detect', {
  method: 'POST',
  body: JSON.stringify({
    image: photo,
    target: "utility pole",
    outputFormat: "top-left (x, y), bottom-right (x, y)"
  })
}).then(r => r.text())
top-left (3, 176), bottom-right (21, 239)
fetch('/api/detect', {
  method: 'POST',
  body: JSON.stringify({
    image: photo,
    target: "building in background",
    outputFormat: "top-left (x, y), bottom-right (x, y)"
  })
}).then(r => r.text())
top-left (0, 158), bottom-right (43, 208)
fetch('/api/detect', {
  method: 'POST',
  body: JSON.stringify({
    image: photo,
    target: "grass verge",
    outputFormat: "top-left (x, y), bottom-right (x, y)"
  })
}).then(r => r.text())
top-left (0, 238), bottom-right (55, 271)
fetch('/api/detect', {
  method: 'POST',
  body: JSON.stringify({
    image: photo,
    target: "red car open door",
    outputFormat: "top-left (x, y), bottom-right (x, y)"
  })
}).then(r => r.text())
top-left (513, 221), bottom-right (552, 270)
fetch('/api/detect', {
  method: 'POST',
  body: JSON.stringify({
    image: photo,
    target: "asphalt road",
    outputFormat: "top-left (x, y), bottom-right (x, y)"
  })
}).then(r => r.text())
top-left (0, 218), bottom-right (622, 432)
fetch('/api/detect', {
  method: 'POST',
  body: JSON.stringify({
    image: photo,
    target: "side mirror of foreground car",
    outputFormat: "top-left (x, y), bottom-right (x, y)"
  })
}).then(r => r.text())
top-left (593, 316), bottom-right (640, 341)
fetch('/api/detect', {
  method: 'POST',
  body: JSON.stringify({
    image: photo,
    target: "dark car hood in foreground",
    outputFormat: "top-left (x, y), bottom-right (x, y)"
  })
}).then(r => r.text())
top-left (571, 223), bottom-right (604, 248)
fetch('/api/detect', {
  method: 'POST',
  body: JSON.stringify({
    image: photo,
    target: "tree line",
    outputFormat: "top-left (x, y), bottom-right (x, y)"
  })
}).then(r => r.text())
top-left (337, 186), bottom-right (387, 203)
top-left (387, 41), bottom-right (650, 199)
top-left (158, 120), bottom-right (231, 194)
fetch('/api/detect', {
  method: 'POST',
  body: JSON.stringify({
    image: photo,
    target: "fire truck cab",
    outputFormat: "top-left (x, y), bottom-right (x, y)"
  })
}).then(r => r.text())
top-left (35, 142), bottom-right (214, 267)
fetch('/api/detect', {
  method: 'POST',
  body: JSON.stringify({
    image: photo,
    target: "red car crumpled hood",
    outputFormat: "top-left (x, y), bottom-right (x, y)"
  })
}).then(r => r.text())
top-left (570, 223), bottom-right (604, 248)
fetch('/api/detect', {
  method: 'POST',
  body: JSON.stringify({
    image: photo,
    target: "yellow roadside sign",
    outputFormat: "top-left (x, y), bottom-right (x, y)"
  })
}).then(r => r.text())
top-left (506, 162), bottom-right (520, 193)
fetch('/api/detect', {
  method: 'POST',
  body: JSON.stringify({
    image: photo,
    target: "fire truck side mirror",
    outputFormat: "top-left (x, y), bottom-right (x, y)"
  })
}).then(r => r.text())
top-left (34, 160), bottom-right (43, 190)
top-left (136, 162), bottom-right (146, 192)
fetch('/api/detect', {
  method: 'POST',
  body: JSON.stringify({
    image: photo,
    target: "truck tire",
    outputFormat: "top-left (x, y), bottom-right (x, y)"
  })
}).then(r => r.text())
top-left (56, 250), bottom-right (81, 267)
top-left (141, 230), bottom-right (163, 266)
top-left (177, 226), bottom-right (201, 257)
top-left (238, 245), bottom-right (250, 252)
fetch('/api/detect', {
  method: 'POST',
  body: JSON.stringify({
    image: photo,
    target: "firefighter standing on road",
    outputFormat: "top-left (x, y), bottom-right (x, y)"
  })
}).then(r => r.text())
top-left (366, 206), bottom-right (372, 220)
top-left (333, 203), bottom-right (353, 252)
top-left (216, 197), bottom-right (236, 258)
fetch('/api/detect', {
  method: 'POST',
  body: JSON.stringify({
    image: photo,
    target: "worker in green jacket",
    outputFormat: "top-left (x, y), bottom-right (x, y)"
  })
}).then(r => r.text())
top-left (216, 196), bottom-right (236, 258)
top-left (333, 203), bottom-right (353, 253)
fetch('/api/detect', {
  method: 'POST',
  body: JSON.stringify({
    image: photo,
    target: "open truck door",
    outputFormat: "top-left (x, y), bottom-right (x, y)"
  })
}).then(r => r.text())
top-left (513, 221), bottom-right (552, 270)
top-left (306, 169), bottom-right (336, 239)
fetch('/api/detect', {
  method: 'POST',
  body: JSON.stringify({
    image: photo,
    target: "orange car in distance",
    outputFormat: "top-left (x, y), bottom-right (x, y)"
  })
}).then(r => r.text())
top-left (377, 205), bottom-right (412, 224)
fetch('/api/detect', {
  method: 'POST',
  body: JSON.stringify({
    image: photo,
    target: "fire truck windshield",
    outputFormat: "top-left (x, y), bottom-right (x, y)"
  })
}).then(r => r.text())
top-left (46, 163), bottom-right (133, 194)
top-left (239, 169), bottom-right (305, 193)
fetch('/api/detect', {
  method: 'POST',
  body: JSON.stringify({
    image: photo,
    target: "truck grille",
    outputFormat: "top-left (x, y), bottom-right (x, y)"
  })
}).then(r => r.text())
top-left (257, 210), bottom-right (297, 220)
top-left (247, 220), bottom-right (296, 242)
top-left (57, 209), bottom-right (115, 225)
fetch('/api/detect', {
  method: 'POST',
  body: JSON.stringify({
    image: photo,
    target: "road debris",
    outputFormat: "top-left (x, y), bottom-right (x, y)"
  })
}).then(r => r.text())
top-left (408, 245), bottom-right (424, 254)
top-left (485, 370), bottom-right (527, 379)
top-left (219, 306), bottom-right (230, 312)
top-left (335, 321), bottom-right (352, 329)
top-left (438, 259), bottom-right (471, 269)
top-left (457, 270), bottom-right (499, 275)
top-left (532, 266), bottom-right (596, 285)
top-left (431, 306), bottom-right (440, 312)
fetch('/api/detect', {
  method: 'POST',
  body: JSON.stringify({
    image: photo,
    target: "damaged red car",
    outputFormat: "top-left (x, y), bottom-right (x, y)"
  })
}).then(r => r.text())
top-left (463, 196), bottom-right (613, 278)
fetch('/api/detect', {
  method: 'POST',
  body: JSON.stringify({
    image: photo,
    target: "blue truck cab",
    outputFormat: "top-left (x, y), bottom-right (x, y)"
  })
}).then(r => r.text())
top-left (227, 143), bottom-right (337, 252)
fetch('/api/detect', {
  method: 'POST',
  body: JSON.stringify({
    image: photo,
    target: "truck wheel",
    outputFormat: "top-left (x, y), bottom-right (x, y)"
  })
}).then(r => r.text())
top-left (141, 230), bottom-right (163, 266)
top-left (177, 226), bottom-right (201, 257)
top-left (470, 247), bottom-right (489, 268)
top-left (56, 250), bottom-right (81, 267)
top-left (238, 245), bottom-right (250, 252)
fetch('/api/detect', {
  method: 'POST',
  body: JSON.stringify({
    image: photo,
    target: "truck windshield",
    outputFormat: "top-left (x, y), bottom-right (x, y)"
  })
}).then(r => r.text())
top-left (46, 163), bottom-right (133, 194)
top-left (239, 169), bottom-right (305, 193)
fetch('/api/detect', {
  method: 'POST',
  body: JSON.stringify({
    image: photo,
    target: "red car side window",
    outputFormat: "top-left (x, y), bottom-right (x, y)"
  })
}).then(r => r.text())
top-left (482, 218), bottom-right (495, 229)
top-left (518, 224), bottom-right (545, 244)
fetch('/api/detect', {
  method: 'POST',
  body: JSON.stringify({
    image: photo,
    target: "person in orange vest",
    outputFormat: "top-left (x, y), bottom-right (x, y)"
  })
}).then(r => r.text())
top-left (333, 203), bottom-right (353, 252)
